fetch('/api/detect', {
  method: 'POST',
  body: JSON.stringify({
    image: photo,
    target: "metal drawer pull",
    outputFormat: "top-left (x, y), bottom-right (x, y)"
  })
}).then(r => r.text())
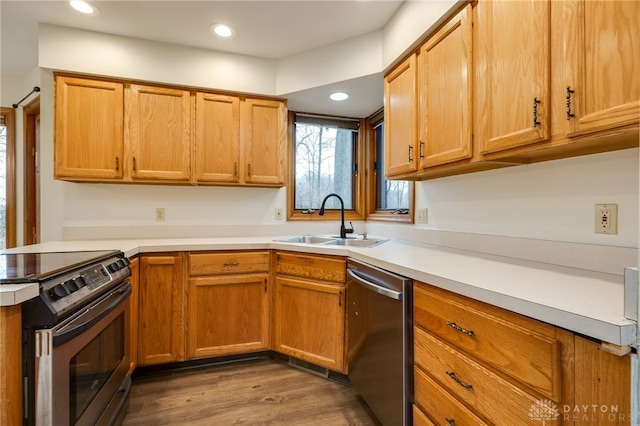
top-left (445, 418), bottom-right (456, 426)
top-left (223, 262), bottom-right (239, 267)
top-left (446, 371), bottom-right (473, 391)
top-left (446, 321), bottom-right (474, 337)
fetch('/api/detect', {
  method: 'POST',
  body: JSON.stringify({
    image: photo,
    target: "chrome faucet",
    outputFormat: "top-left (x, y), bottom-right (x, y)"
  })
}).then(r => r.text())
top-left (319, 193), bottom-right (354, 239)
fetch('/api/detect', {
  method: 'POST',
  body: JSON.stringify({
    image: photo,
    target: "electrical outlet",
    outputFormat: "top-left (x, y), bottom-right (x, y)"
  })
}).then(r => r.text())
top-left (416, 208), bottom-right (428, 224)
top-left (594, 204), bottom-right (617, 234)
top-left (155, 207), bottom-right (165, 222)
top-left (274, 208), bottom-right (283, 221)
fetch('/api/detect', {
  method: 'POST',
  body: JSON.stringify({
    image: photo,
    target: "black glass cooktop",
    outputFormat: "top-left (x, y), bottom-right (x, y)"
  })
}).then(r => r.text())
top-left (0, 250), bottom-right (121, 284)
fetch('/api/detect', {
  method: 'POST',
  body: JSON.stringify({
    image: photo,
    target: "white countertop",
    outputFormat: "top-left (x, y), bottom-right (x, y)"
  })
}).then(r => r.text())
top-left (2, 236), bottom-right (636, 346)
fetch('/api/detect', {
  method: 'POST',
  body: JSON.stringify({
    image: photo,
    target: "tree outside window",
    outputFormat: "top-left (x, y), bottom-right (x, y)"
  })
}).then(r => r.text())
top-left (294, 116), bottom-right (357, 211)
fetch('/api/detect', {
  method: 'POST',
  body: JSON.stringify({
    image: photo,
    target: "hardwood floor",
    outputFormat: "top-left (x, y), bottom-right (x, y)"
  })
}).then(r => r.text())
top-left (122, 359), bottom-right (381, 425)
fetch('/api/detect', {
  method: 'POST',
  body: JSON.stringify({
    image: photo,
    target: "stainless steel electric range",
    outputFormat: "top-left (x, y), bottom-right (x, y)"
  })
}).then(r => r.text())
top-left (1, 250), bottom-right (132, 426)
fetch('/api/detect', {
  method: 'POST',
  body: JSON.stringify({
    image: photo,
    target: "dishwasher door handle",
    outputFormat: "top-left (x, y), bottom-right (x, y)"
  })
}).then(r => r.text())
top-left (347, 269), bottom-right (402, 300)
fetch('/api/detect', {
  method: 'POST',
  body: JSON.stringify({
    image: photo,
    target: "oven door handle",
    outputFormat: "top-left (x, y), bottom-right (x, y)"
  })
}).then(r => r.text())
top-left (52, 282), bottom-right (131, 347)
top-left (347, 269), bottom-right (402, 300)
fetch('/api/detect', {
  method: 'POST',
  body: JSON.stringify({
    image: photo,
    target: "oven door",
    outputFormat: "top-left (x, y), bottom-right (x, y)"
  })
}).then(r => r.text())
top-left (34, 282), bottom-right (131, 426)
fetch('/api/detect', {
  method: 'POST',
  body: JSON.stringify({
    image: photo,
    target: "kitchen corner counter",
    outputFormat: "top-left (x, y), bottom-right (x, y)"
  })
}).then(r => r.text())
top-left (2, 236), bottom-right (635, 346)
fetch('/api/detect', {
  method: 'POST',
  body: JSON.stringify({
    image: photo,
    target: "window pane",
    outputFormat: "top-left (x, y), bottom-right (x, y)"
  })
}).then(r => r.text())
top-left (0, 116), bottom-right (6, 249)
top-left (375, 123), bottom-right (409, 210)
top-left (294, 123), bottom-right (355, 210)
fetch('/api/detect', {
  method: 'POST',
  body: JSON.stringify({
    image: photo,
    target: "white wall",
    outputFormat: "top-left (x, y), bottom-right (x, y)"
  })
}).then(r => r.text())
top-left (414, 149), bottom-right (639, 247)
top-left (39, 24), bottom-right (277, 95)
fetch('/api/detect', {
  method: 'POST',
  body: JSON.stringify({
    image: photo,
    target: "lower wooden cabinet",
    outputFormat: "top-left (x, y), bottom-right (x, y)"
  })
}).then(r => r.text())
top-left (137, 253), bottom-right (185, 366)
top-left (186, 251), bottom-right (271, 358)
top-left (273, 252), bottom-right (347, 372)
top-left (413, 281), bottom-right (632, 426)
top-left (128, 257), bottom-right (139, 373)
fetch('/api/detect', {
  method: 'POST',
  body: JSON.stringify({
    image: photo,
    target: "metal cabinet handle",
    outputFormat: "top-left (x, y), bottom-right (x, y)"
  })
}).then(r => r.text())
top-left (247, 163), bottom-right (251, 177)
top-left (233, 162), bottom-right (237, 176)
top-left (566, 86), bottom-right (575, 120)
top-left (132, 156), bottom-right (137, 172)
top-left (223, 262), bottom-right (239, 267)
top-left (115, 156), bottom-right (119, 171)
top-left (408, 145), bottom-right (413, 162)
top-left (446, 371), bottom-right (473, 391)
top-left (445, 418), bottom-right (456, 426)
top-left (446, 321), bottom-right (474, 337)
top-left (419, 140), bottom-right (424, 159)
top-left (533, 97), bottom-right (541, 127)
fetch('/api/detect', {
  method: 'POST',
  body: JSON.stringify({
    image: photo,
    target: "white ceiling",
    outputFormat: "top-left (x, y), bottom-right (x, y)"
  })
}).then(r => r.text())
top-left (1, 0), bottom-right (405, 117)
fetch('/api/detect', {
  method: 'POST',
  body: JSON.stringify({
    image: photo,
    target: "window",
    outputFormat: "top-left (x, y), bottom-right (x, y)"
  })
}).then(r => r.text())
top-left (366, 110), bottom-right (413, 222)
top-left (288, 110), bottom-right (411, 223)
top-left (290, 114), bottom-right (363, 220)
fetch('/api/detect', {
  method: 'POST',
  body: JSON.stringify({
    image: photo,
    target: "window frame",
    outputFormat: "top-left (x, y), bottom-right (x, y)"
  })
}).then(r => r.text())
top-left (365, 109), bottom-right (414, 223)
top-left (0, 107), bottom-right (16, 248)
top-left (287, 111), bottom-right (365, 222)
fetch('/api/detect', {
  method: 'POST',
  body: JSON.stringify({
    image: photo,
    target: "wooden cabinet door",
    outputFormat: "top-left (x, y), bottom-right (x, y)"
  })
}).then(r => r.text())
top-left (54, 75), bottom-right (124, 179)
top-left (128, 257), bottom-right (139, 374)
top-left (241, 98), bottom-right (286, 186)
top-left (194, 93), bottom-right (241, 184)
top-left (475, 0), bottom-right (551, 155)
top-left (418, 5), bottom-right (472, 168)
top-left (565, 0), bottom-right (640, 137)
top-left (138, 254), bottom-right (184, 366)
top-left (273, 277), bottom-right (345, 372)
top-left (127, 84), bottom-right (191, 181)
top-left (574, 337), bottom-right (631, 426)
top-left (187, 273), bottom-right (269, 358)
top-left (384, 54), bottom-right (418, 177)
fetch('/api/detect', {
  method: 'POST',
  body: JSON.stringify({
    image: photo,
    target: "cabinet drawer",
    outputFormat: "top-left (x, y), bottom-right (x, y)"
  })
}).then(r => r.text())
top-left (414, 283), bottom-right (561, 400)
top-left (415, 327), bottom-right (543, 425)
top-left (276, 252), bottom-right (346, 283)
top-left (415, 366), bottom-right (489, 426)
top-left (188, 251), bottom-right (270, 275)
top-left (413, 405), bottom-right (436, 426)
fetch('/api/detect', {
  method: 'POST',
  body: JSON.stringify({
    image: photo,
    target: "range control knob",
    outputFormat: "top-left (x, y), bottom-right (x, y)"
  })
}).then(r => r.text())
top-left (108, 262), bottom-right (119, 272)
top-left (50, 284), bottom-right (70, 300)
top-left (65, 279), bottom-right (79, 292)
top-left (74, 276), bottom-right (86, 288)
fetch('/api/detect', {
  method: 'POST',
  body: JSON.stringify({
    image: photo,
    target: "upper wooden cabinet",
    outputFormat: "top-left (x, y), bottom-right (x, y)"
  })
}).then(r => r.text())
top-left (563, 0), bottom-right (640, 137)
top-left (194, 95), bottom-right (287, 186)
top-left (127, 84), bottom-right (191, 182)
top-left (241, 98), bottom-right (287, 186)
top-left (418, 4), bottom-right (473, 168)
top-left (474, 0), bottom-right (551, 155)
top-left (54, 74), bottom-right (287, 187)
top-left (54, 76), bottom-right (124, 180)
top-left (194, 93), bottom-right (241, 184)
top-left (385, 0), bottom-right (638, 180)
top-left (384, 54), bottom-right (419, 177)
top-left (477, 0), bottom-right (639, 160)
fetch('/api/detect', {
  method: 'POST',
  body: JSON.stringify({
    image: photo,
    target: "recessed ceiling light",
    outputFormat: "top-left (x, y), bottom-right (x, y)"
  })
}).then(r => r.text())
top-left (209, 24), bottom-right (236, 39)
top-left (330, 92), bottom-right (349, 101)
top-left (69, 0), bottom-right (99, 15)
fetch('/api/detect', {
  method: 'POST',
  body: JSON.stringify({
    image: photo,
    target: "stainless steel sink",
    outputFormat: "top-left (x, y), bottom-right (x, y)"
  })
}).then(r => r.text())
top-left (324, 238), bottom-right (388, 248)
top-left (274, 235), bottom-right (388, 248)
top-left (275, 235), bottom-right (337, 244)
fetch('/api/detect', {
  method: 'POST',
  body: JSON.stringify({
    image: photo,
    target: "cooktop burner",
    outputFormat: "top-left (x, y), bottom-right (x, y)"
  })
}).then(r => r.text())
top-left (0, 250), bottom-right (121, 284)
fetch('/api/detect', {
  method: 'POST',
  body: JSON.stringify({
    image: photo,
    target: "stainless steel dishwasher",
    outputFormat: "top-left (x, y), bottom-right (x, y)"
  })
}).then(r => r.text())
top-left (347, 258), bottom-right (413, 426)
